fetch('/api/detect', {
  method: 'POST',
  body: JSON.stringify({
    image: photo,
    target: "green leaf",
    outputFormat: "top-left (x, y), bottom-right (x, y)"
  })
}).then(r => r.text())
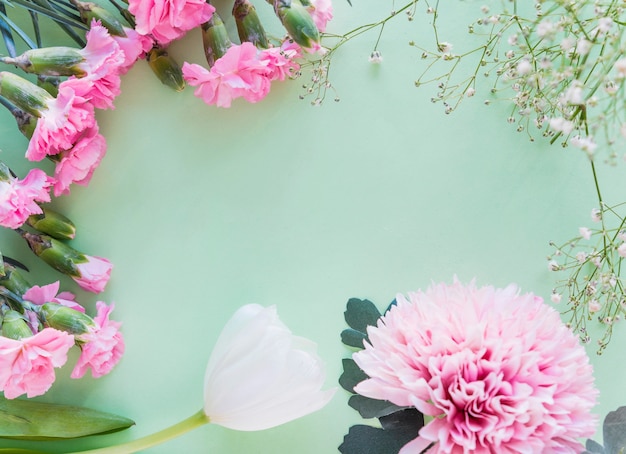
top-left (604, 406), bottom-right (626, 454)
top-left (0, 397), bottom-right (135, 440)
top-left (344, 298), bottom-right (381, 333)
top-left (0, 10), bottom-right (37, 49)
top-left (584, 438), bottom-right (605, 453)
top-left (0, 4), bottom-right (16, 57)
top-left (348, 395), bottom-right (405, 419)
top-left (338, 410), bottom-right (425, 454)
top-left (339, 358), bottom-right (368, 393)
top-left (340, 328), bottom-right (367, 349)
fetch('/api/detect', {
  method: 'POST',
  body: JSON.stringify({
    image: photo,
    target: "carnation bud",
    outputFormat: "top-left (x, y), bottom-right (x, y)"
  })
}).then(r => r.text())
top-left (40, 302), bottom-right (93, 335)
top-left (20, 231), bottom-right (85, 277)
top-left (27, 207), bottom-right (77, 241)
top-left (233, 0), bottom-right (269, 49)
top-left (0, 263), bottom-right (32, 297)
top-left (0, 71), bottom-right (51, 116)
top-left (201, 13), bottom-right (233, 67)
top-left (72, 0), bottom-right (127, 36)
top-left (1, 48), bottom-right (88, 77)
top-left (273, 0), bottom-right (320, 52)
top-left (147, 47), bottom-right (185, 92)
top-left (1, 310), bottom-right (34, 340)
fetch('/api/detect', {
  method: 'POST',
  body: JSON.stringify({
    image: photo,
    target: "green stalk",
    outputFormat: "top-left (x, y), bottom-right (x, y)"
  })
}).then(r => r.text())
top-left (69, 410), bottom-right (210, 454)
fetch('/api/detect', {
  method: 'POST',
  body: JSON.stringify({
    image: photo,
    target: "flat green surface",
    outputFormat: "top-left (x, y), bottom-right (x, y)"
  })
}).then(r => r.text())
top-left (1, 1), bottom-right (625, 452)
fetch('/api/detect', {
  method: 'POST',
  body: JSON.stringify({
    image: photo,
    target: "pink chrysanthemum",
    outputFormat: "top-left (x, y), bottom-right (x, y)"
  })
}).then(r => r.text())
top-left (353, 279), bottom-right (598, 454)
top-left (71, 302), bottom-right (124, 379)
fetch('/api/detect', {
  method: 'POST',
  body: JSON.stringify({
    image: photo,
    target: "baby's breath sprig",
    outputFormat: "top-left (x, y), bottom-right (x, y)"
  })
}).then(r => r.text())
top-left (547, 186), bottom-right (626, 354)
top-left (409, 0), bottom-right (626, 161)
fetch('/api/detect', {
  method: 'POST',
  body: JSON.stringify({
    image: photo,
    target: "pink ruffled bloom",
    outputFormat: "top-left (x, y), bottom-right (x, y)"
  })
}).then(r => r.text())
top-left (353, 279), bottom-right (598, 454)
top-left (128, 0), bottom-right (215, 45)
top-left (61, 21), bottom-right (126, 110)
top-left (23, 281), bottom-right (85, 313)
top-left (307, 0), bottom-right (333, 32)
top-left (26, 84), bottom-right (96, 161)
top-left (112, 27), bottom-right (155, 74)
top-left (52, 125), bottom-right (107, 196)
top-left (259, 42), bottom-right (301, 82)
top-left (72, 255), bottom-right (113, 293)
top-left (182, 42), bottom-right (272, 108)
top-left (0, 328), bottom-right (74, 399)
top-left (71, 302), bottom-right (124, 379)
top-left (0, 168), bottom-right (52, 229)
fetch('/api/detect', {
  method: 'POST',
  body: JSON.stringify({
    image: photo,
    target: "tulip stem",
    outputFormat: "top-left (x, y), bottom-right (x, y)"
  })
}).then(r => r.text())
top-left (69, 410), bottom-right (210, 454)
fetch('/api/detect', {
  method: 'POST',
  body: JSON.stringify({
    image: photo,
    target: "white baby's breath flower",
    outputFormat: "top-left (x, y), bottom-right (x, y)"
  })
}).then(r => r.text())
top-left (437, 42), bottom-right (453, 53)
top-left (591, 208), bottom-right (602, 222)
top-left (618, 243), bottom-right (626, 258)
top-left (579, 227), bottom-right (592, 240)
top-left (551, 292), bottom-right (562, 304)
top-left (368, 50), bottom-right (383, 64)
top-left (549, 117), bottom-right (575, 134)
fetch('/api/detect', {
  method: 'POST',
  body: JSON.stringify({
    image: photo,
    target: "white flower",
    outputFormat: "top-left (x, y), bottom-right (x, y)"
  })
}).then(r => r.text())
top-left (465, 87), bottom-right (476, 97)
top-left (614, 58), bottom-right (626, 78)
top-left (579, 227), bottom-right (592, 240)
top-left (516, 59), bottom-right (532, 76)
top-left (576, 251), bottom-right (588, 263)
top-left (571, 136), bottom-right (597, 155)
top-left (202, 304), bottom-right (335, 431)
top-left (368, 50), bottom-right (383, 64)
top-left (618, 243), bottom-right (626, 258)
top-left (549, 117), bottom-right (574, 134)
top-left (576, 39), bottom-right (592, 56)
top-left (437, 42), bottom-right (453, 53)
top-left (563, 80), bottom-right (584, 105)
top-left (548, 260), bottom-right (560, 271)
top-left (591, 208), bottom-right (602, 222)
top-left (551, 292), bottom-right (562, 304)
top-left (536, 20), bottom-right (556, 38)
top-left (588, 300), bottom-right (602, 313)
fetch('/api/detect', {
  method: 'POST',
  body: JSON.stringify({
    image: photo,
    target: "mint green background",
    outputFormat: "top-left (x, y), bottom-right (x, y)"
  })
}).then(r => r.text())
top-left (1, 1), bottom-right (625, 452)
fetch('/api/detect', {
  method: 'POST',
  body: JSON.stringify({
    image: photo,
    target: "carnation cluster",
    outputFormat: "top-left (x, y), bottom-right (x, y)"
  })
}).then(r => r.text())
top-left (0, 270), bottom-right (123, 399)
top-left (548, 201), bottom-right (626, 354)
top-left (345, 280), bottom-right (598, 453)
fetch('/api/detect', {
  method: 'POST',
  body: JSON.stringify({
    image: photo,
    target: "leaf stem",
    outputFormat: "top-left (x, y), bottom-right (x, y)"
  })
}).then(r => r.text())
top-left (68, 410), bottom-right (210, 454)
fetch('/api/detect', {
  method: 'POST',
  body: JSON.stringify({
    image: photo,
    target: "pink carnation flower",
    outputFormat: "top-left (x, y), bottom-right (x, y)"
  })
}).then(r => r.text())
top-left (0, 168), bottom-right (52, 229)
top-left (61, 22), bottom-right (126, 110)
top-left (0, 328), bottom-right (74, 399)
top-left (128, 0), bottom-right (215, 45)
top-left (182, 42), bottom-right (272, 108)
top-left (307, 0), bottom-right (333, 32)
top-left (26, 84), bottom-right (96, 161)
top-left (258, 43), bottom-right (301, 81)
top-left (72, 254), bottom-right (113, 293)
top-left (112, 27), bottom-right (155, 74)
top-left (23, 281), bottom-right (85, 313)
top-left (353, 279), bottom-right (598, 453)
top-left (52, 125), bottom-right (107, 196)
top-left (71, 302), bottom-right (124, 379)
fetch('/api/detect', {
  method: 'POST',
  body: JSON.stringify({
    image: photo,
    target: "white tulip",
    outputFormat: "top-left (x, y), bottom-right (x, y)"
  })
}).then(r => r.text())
top-left (203, 304), bottom-right (335, 431)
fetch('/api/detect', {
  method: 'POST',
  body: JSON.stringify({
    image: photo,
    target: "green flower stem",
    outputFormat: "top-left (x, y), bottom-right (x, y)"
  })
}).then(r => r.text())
top-left (69, 410), bottom-right (210, 454)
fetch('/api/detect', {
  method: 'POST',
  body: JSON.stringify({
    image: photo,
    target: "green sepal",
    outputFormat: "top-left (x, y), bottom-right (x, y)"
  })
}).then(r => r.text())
top-left (273, 0), bottom-right (320, 51)
top-left (0, 265), bottom-right (31, 298)
top-left (21, 232), bottom-right (83, 277)
top-left (1, 48), bottom-right (86, 77)
top-left (147, 47), bottom-right (185, 92)
top-left (340, 328), bottom-right (367, 348)
top-left (27, 207), bottom-right (77, 241)
top-left (73, 0), bottom-right (127, 37)
top-left (339, 358), bottom-right (368, 393)
top-left (1, 310), bottom-right (32, 340)
top-left (0, 71), bottom-right (50, 117)
top-left (201, 13), bottom-right (233, 67)
top-left (40, 302), bottom-right (92, 335)
top-left (233, 0), bottom-right (269, 49)
top-left (0, 397), bottom-right (135, 440)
